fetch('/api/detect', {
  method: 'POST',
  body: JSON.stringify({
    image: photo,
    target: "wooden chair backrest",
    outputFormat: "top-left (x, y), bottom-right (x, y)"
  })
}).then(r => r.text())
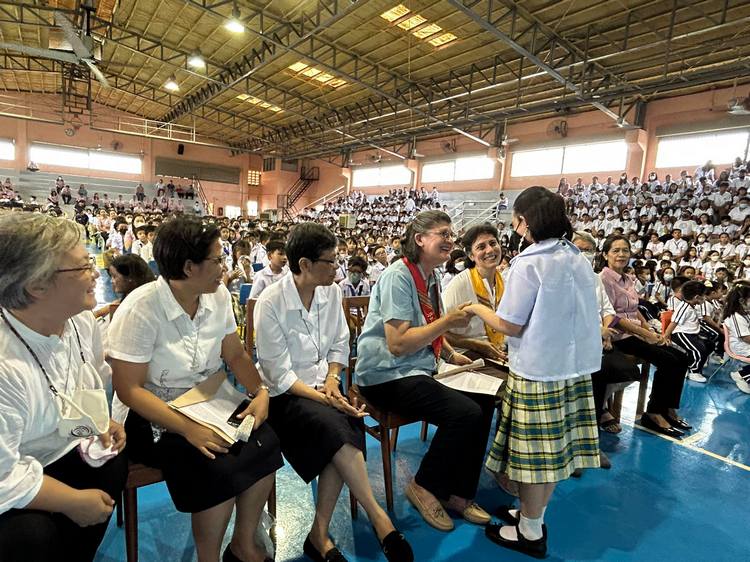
top-left (341, 296), bottom-right (370, 388)
top-left (94, 302), bottom-right (120, 320)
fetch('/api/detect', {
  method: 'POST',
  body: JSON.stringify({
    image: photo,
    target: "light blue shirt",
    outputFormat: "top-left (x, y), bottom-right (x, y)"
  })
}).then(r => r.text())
top-left (354, 260), bottom-right (439, 387)
top-left (499, 238), bottom-right (602, 381)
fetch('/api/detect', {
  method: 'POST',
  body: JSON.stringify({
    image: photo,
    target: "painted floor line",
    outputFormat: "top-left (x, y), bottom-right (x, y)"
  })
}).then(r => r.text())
top-left (632, 423), bottom-right (750, 472)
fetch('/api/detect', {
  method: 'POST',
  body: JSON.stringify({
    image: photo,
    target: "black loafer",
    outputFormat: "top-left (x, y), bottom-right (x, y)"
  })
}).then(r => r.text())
top-left (222, 544), bottom-right (273, 562)
top-left (638, 415), bottom-right (684, 438)
top-left (303, 536), bottom-right (348, 562)
top-left (485, 523), bottom-right (547, 559)
top-left (664, 414), bottom-right (692, 431)
top-left (379, 530), bottom-right (414, 562)
top-left (493, 506), bottom-right (548, 538)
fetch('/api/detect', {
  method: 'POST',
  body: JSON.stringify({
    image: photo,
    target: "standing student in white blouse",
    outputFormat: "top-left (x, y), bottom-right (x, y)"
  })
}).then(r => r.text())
top-left (109, 218), bottom-right (282, 562)
top-left (0, 213), bottom-right (127, 562)
top-left (254, 223), bottom-right (412, 562)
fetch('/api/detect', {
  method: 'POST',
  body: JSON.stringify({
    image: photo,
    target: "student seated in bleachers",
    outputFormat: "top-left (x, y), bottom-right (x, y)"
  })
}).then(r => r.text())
top-left (108, 217), bottom-right (282, 562)
top-left (355, 210), bottom-right (494, 533)
top-left (249, 239), bottom-right (288, 299)
top-left (255, 223), bottom-right (413, 562)
top-left (339, 255), bottom-right (370, 297)
top-left (722, 281), bottom-right (750, 394)
top-left (442, 223), bottom-right (507, 363)
top-left (0, 213), bottom-right (127, 562)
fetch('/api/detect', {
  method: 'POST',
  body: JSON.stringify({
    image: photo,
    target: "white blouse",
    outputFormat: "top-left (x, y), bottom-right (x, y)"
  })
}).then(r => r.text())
top-left (107, 277), bottom-right (237, 400)
top-left (254, 274), bottom-right (349, 396)
top-left (0, 310), bottom-right (110, 514)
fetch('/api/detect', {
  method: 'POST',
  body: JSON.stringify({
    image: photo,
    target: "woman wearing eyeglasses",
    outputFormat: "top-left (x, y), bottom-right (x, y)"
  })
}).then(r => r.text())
top-left (0, 213), bottom-right (127, 562)
top-left (254, 223), bottom-right (412, 562)
top-left (355, 210), bottom-right (496, 533)
top-left (108, 217), bottom-right (283, 562)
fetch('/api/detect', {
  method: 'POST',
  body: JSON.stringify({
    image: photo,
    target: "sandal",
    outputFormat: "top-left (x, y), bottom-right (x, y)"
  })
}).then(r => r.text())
top-left (599, 416), bottom-right (622, 434)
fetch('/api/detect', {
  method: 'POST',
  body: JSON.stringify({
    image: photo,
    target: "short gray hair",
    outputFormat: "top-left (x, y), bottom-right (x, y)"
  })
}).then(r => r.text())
top-left (0, 213), bottom-right (82, 309)
top-left (572, 230), bottom-right (596, 251)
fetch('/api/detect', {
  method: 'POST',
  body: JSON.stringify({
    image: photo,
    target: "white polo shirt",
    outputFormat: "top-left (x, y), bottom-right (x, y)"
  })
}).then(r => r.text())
top-left (108, 277), bottom-right (237, 396)
top-left (671, 298), bottom-right (700, 334)
top-left (725, 313), bottom-right (750, 356)
top-left (248, 265), bottom-right (289, 299)
top-left (254, 273), bottom-right (350, 396)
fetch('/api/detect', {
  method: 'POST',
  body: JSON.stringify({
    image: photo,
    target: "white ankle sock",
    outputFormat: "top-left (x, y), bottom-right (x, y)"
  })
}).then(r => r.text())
top-left (519, 514), bottom-right (544, 541)
top-left (508, 506), bottom-right (545, 520)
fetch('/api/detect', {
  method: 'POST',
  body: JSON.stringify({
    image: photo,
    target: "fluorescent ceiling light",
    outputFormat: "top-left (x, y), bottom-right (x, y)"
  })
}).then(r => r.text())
top-left (326, 78), bottom-right (347, 88)
top-left (380, 5), bottom-right (410, 22)
top-left (288, 61), bottom-right (309, 72)
top-left (236, 94), bottom-right (250, 101)
top-left (314, 73), bottom-right (334, 83)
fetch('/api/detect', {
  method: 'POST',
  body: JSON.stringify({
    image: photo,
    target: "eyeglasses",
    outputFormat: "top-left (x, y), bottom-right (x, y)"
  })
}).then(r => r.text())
top-left (426, 230), bottom-right (455, 241)
top-left (313, 258), bottom-right (337, 266)
top-left (56, 258), bottom-right (97, 275)
top-left (204, 256), bottom-right (225, 266)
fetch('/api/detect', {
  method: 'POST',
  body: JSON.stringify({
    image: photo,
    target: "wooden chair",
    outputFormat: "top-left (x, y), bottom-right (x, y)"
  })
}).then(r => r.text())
top-left (342, 296), bottom-right (427, 511)
top-left (607, 356), bottom-right (651, 422)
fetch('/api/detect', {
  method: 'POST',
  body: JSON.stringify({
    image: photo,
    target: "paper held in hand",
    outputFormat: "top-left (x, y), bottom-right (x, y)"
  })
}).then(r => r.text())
top-left (169, 371), bottom-right (254, 444)
top-left (434, 359), bottom-right (504, 396)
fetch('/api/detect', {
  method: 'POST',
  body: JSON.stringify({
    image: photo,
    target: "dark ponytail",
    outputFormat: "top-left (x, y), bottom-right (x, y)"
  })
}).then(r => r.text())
top-left (723, 280), bottom-right (750, 321)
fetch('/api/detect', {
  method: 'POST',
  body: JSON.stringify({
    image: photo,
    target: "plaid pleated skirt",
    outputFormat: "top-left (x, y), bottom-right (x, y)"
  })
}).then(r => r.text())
top-left (486, 372), bottom-right (600, 484)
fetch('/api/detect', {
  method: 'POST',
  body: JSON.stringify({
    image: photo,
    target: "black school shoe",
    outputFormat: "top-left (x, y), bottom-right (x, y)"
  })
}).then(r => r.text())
top-left (485, 523), bottom-right (547, 559)
top-left (638, 414), bottom-right (684, 438)
top-left (378, 530), bottom-right (414, 562)
top-left (303, 535), bottom-right (348, 562)
top-left (493, 506), bottom-right (548, 539)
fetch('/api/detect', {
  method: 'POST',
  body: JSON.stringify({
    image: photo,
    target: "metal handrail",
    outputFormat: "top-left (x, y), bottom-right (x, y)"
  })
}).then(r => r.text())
top-left (306, 184), bottom-right (347, 209)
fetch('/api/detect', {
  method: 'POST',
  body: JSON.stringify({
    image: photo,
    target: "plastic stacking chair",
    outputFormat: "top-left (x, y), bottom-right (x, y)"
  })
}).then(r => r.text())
top-left (238, 283), bottom-right (253, 306)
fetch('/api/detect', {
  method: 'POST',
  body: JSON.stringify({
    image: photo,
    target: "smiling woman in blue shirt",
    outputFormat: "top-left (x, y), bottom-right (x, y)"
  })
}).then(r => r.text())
top-left (467, 186), bottom-right (602, 559)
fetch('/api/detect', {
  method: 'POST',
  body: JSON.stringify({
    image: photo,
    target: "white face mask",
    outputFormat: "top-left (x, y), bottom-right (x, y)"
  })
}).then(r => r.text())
top-left (711, 255), bottom-right (720, 262)
top-left (663, 274), bottom-right (674, 282)
top-left (454, 261), bottom-right (466, 272)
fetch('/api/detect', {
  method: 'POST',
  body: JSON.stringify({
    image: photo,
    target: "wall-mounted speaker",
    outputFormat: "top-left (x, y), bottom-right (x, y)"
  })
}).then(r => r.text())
top-left (177, 144), bottom-right (185, 155)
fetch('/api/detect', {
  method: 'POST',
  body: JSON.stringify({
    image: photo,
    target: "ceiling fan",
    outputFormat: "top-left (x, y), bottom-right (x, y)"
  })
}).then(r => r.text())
top-left (0, 9), bottom-right (109, 88)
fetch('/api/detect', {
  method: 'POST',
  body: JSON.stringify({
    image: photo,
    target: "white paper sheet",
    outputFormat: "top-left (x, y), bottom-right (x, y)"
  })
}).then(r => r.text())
top-left (435, 360), bottom-right (504, 396)
top-left (174, 378), bottom-right (248, 442)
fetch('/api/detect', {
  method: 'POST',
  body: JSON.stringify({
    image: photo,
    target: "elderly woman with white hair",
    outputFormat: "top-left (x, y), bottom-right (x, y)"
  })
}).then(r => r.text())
top-left (0, 213), bottom-right (127, 562)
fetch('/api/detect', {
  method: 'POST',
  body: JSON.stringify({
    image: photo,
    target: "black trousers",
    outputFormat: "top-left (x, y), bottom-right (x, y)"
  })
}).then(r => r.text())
top-left (613, 336), bottom-right (689, 413)
top-left (672, 332), bottom-right (710, 373)
top-left (359, 374), bottom-right (495, 501)
top-left (590, 349), bottom-right (641, 415)
top-left (0, 446), bottom-right (128, 562)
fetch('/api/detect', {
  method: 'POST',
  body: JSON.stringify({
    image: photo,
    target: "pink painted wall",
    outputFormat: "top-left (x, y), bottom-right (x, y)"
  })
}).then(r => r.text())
top-left (0, 95), bottom-right (260, 213)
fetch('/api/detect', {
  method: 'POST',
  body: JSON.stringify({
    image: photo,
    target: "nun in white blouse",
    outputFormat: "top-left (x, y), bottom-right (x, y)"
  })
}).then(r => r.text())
top-left (255, 222), bottom-right (413, 562)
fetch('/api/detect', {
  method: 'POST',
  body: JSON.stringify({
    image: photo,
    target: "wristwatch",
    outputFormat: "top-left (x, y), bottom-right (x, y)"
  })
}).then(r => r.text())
top-left (251, 384), bottom-right (270, 396)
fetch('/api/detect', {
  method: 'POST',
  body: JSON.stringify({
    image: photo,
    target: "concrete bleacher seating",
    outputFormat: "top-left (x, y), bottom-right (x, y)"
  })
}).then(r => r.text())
top-left (15, 170), bottom-right (144, 202)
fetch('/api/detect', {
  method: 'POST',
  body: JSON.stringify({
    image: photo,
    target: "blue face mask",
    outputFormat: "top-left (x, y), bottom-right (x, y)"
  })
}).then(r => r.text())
top-left (349, 272), bottom-right (362, 285)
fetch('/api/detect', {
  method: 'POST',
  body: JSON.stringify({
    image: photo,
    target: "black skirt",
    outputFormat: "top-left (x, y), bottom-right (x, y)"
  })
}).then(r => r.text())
top-left (125, 411), bottom-right (284, 513)
top-left (268, 393), bottom-right (365, 483)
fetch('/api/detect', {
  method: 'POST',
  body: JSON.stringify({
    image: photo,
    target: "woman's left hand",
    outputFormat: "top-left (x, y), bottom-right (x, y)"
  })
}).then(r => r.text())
top-left (99, 420), bottom-right (126, 452)
top-left (451, 352), bottom-right (473, 366)
top-left (239, 391), bottom-right (270, 427)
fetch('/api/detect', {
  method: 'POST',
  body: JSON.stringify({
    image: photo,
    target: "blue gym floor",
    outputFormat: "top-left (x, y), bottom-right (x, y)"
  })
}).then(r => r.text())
top-left (92, 260), bottom-right (750, 562)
